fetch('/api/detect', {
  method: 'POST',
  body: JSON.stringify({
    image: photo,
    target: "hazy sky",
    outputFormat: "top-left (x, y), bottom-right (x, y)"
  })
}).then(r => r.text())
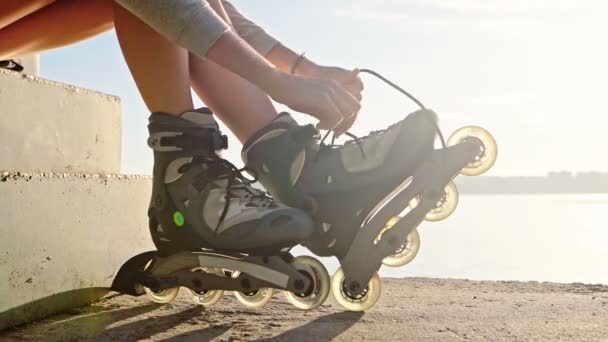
top-left (40, 0), bottom-right (608, 176)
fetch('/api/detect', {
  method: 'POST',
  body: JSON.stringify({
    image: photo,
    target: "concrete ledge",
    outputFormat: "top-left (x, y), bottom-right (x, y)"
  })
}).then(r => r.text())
top-left (0, 69), bottom-right (121, 173)
top-left (11, 56), bottom-right (39, 76)
top-left (0, 172), bottom-right (153, 330)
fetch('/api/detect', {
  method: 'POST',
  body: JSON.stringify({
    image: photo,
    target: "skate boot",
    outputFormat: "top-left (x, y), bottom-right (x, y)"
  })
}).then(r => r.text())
top-left (111, 108), bottom-right (331, 310)
top-left (242, 74), bottom-right (497, 311)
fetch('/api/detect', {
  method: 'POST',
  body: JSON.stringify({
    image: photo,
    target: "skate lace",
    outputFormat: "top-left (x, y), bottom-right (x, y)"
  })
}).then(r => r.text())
top-left (180, 156), bottom-right (274, 233)
top-left (291, 125), bottom-right (368, 161)
top-left (316, 69), bottom-right (447, 158)
top-left (318, 130), bottom-right (368, 160)
top-left (316, 119), bottom-right (407, 160)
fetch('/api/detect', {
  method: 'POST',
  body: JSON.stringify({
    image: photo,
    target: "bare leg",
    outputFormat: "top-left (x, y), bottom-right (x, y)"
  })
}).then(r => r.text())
top-left (189, 0), bottom-right (277, 142)
top-left (189, 56), bottom-right (277, 143)
top-left (0, 0), bottom-right (113, 60)
top-left (114, 0), bottom-right (276, 139)
top-left (113, 2), bottom-right (193, 115)
top-left (0, 0), bottom-right (56, 30)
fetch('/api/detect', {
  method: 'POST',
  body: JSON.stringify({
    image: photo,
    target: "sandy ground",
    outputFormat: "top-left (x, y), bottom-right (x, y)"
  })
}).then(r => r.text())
top-left (2, 278), bottom-right (608, 342)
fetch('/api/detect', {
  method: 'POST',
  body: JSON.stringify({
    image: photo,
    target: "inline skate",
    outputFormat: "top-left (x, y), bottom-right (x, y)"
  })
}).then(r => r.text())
top-left (111, 109), bottom-right (330, 310)
top-left (242, 70), bottom-right (498, 311)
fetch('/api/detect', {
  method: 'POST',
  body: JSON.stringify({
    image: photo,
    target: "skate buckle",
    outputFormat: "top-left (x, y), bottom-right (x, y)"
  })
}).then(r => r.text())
top-left (212, 134), bottom-right (229, 151)
top-left (148, 132), bottom-right (184, 152)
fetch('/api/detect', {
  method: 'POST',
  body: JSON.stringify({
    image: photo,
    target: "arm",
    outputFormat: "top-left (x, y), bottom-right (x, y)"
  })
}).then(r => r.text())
top-left (114, 0), bottom-right (229, 58)
top-left (114, 0), bottom-right (285, 96)
top-left (114, 0), bottom-right (360, 132)
top-left (221, 1), bottom-right (362, 98)
top-left (220, 0), bottom-right (314, 75)
top-left (221, 0), bottom-right (280, 57)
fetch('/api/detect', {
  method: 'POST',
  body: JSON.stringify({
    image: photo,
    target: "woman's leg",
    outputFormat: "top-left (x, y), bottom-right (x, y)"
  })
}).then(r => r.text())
top-left (188, 0), bottom-right (277, 143)
top-left (189, 56), bottom-right (277, 143)
top-left (0, 0), bottom-right (56, 30)
top-left (0, 0), bottom-right (114, 60)
top-left (113, 2), bottom-right (193, 115)
top-left (115, 0), bottom-right (276, 139)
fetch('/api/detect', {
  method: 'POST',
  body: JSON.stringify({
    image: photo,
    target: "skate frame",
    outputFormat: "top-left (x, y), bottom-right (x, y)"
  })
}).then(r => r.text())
top-left (339, 140), bottom-right (481, 296)
top-left (111, 250), bottom-right (314, 296)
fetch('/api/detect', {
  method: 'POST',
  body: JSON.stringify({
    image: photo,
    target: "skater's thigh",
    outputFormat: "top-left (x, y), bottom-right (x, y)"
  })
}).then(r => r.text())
top-left (0, 0), bottom-right (114, 60)
top-left (0, 0), bottom-right (57, 30)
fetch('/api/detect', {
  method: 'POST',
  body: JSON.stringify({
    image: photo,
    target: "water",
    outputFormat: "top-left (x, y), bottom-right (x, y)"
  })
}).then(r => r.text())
top-left (295, 194), bottom-right (608, 284)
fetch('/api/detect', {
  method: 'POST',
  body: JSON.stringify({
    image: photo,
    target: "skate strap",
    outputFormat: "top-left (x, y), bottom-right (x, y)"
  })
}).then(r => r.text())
top-left (148, 130), bottom-right (228, 152)
top-left (289, 124), bottom-right (318, 144)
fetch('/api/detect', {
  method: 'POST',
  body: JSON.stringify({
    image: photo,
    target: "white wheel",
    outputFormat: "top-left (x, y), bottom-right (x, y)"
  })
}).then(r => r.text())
top-left (142, 258), bottom-right (180, 304)
top-left (232, 271), bottom-right (274, 308)
top-left (409, 181), bottom-right (459, 222)
top-left (382, 227), bottom-right (421, 267)
top-left (144, 286), bottom-right (180, 304)
top-left (331, 268), bottom-right (382, 312)
top-left (189, 267), bottom-right (224, 306)
top-left (283, 256), bottom-right (330, 310)
top-left (448, 126), bottom-right (497, 176)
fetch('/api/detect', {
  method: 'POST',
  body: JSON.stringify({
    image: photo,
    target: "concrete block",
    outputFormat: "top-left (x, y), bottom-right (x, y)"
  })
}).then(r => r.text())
top-left (0, 69), bottom-right (121, 173)
top-left (0, 172), bottom-right (154, 330)
top-left (12, 55), bottom-right (40, 76)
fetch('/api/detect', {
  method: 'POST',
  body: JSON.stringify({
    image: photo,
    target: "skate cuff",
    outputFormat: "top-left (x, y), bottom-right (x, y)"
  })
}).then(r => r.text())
top-left (148, 130), bottom-right (228, 152)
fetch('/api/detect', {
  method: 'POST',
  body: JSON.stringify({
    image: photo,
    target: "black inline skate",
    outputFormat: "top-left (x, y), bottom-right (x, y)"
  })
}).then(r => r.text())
top-left (242, 70), bottom-right (498, 311)
top-left (111, 109), bottom-right (330, 310)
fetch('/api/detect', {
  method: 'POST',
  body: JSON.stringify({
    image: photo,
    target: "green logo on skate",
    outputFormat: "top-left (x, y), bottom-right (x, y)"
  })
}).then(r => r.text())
top-left (173, 211), bottom-right (185, 227)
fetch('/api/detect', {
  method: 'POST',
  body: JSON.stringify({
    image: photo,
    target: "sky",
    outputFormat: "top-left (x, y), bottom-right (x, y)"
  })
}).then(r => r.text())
top-left (39, 0), bottom-right (608, 176)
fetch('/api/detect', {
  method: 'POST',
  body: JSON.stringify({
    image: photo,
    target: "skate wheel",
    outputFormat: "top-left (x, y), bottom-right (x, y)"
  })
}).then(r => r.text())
top-left (409, 181), bottom-right (459, 222)
top-left (331, 268), bottom-right (382, 312)
top-left (382, 227), bottom-right (421, 267)
top-left (232, 271), bottom-right (274, 308)
top-left (448, 126), bottom-right (497, 176)
top-left (284, 256), bottom-right (330, 310)
top-left (144, 286), bottom-right (180, 304)
top-left (142, 258), bottom-right (180, 304)
top-left (189, 267), bottom-right (224, 306)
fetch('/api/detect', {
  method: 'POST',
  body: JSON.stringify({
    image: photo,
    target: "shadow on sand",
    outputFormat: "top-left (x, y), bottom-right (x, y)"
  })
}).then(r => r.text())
top-left (259, 311), bottom-right (364, 341)
top-left (91, 305), bottom-right (221, 341)
top-left (3, 301), bottom-right (160, 341)
top-left (0, 287), bottom-right (110, 330)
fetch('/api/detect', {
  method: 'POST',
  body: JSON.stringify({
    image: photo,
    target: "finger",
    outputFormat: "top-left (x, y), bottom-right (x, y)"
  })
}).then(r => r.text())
top-left (331, 83), bottom-right (361, 119)
top-left (316, 116), bottom-right (345, 131)
top-left (337, 68), bottom-right (359, 85)
top-left (353, 77), bottom-right (364, 93)
top-left (343, 82), bottom-right (363, 101)
top-left (343, 76), bottom-right (364, 94)
top-left (334, 112), bottom-right (357, 136)
top-left (314, 97), bottom-right (344, 131)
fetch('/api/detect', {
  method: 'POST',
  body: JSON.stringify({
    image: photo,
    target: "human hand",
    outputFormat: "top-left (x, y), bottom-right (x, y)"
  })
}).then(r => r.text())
top-left (296, 61), bottom-right (364, 134)
top-left (267, 72), bottom-right (361, 134)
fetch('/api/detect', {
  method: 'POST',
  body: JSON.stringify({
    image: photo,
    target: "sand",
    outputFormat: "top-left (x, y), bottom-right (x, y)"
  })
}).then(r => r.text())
top-left (2, 278), bottom-right (608, 341)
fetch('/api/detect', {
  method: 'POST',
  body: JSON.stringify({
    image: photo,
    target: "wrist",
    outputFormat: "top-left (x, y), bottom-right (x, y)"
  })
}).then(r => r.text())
top-left (259, 68), bottom-right (290, 97)
top-left (294, 57), bottom-right (320, 77)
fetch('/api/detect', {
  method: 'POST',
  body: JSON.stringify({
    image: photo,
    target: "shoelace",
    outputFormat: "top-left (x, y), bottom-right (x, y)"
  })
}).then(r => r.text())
top-left (319, 130), bottom-right (368, 160)
top-left (289, 125), bottom-right (369, 162)
top-left (312, 68), bottom-right (449, 164)
top-left (179, 156), bottom-right (273, 233)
